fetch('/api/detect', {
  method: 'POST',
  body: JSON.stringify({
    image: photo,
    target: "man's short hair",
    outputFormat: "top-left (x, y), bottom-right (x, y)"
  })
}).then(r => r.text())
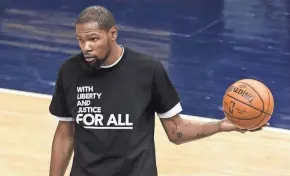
top-left (76, 6), bottom-right (116, 31)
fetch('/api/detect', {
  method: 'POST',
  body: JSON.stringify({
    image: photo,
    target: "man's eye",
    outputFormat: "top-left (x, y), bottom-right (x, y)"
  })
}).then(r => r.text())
top-left (91, 38), bottom-right (98, 41)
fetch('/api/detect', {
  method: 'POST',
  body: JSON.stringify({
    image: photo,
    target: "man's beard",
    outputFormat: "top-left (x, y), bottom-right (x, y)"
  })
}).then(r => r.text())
top-left (86, 56), bottom-right (107, 69)
top-left (80, 49), bottom-right (111, 73)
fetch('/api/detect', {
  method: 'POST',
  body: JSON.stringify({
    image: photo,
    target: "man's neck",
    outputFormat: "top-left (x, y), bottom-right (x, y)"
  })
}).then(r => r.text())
top-left (102, 44), bottom-right (123, 67)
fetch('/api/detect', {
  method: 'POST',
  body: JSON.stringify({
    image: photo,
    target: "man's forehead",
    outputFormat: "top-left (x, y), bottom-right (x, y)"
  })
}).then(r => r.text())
top-left (76, 22), bottom-right (102, 31)
top-left (76, 22), bottom-right (105, 35)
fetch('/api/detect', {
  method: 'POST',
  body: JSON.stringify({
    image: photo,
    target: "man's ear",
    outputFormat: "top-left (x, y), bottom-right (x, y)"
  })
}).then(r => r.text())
top-left (109, 26), bottom-right (118, 41)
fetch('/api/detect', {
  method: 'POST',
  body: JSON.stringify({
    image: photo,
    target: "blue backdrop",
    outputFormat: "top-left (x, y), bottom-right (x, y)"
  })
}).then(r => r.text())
top-left (1, 0), bottom-right (289, 129)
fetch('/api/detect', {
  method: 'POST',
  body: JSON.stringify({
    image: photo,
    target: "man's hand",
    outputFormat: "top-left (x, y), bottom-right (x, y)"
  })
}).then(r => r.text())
top-left (220, 118), bottom-right (269, 133)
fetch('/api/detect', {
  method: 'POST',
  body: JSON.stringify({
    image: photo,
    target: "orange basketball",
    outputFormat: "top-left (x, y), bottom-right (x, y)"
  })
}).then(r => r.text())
top-left (222, 79), bottom-right (274, 130)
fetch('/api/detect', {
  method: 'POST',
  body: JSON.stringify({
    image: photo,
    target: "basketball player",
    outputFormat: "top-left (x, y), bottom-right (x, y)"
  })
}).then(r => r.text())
top-left (48, 5), bottom-right (267, 176)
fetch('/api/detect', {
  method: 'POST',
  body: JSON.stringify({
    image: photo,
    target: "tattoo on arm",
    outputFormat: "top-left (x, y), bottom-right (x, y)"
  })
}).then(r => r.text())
top-left (177, 132), bottom-right (183, 138)
top-left (195, 132), bottom-right (206, 139)
top-left (176, 131), bottom-right (206, 139)
top-left (171, 117), bottom-right (222, 143)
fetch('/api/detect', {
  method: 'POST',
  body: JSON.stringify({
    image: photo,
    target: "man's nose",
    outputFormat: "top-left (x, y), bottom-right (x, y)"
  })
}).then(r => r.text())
top-left (84, 42), bottom-right (93, 52)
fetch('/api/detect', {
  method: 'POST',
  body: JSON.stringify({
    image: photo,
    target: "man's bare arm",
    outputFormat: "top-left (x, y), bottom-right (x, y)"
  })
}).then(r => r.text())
top-left (160, 114), bottom-right (223, 145)
top-left (49, 121), bottom-right (74, 176)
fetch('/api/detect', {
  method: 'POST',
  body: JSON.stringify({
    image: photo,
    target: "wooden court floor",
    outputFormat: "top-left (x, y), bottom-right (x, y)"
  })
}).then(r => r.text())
top-left (0, 89), bottom-right (290, 176)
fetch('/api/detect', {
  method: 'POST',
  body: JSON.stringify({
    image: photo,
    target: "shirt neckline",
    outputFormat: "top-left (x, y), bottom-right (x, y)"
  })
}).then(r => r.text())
top-left (101, 45), bottom-right (124, 68)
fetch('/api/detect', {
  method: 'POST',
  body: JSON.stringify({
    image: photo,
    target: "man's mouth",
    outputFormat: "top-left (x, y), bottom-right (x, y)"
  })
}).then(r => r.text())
top-left (83, 55), bottom-right (96, 63)
top-left (85, 57), bottom-right (96, 62)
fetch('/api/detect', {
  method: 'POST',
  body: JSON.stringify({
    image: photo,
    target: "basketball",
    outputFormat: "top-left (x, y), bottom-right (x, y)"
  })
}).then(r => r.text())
top-left (222, 79), bottom-right (274, 130)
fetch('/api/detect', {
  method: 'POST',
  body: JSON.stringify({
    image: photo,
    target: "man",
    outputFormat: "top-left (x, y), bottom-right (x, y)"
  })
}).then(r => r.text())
top-left (48, 5), bottom-right (266, 176)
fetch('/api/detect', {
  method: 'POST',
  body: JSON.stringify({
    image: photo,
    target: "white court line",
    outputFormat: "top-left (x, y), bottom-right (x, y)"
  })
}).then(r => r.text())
top-left (1, 87), bottom-right (290, 134)
top-left (0, 88), bottom-right (52, 99)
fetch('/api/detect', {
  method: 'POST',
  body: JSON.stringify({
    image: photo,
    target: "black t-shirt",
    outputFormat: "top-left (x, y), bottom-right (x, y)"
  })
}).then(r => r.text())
top-left (49, 46), bottom-right (182, 176)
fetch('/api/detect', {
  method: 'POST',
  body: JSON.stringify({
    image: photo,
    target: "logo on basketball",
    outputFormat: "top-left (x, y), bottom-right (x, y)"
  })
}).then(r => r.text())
top-left (229, 100), bottom-right (236, 114)
top-left (236, 108), bottom-right (246, 114)
top-left (227, 85), bottom-right (254, 104)
top-left (239, 84), bottom-right (246, 88)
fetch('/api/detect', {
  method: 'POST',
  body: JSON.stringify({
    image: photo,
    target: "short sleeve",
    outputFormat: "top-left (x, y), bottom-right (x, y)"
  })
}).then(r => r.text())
top-left (151, 61), bottom-right (183, 118)
top-left (49, 67), bottom-right (74, 121)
